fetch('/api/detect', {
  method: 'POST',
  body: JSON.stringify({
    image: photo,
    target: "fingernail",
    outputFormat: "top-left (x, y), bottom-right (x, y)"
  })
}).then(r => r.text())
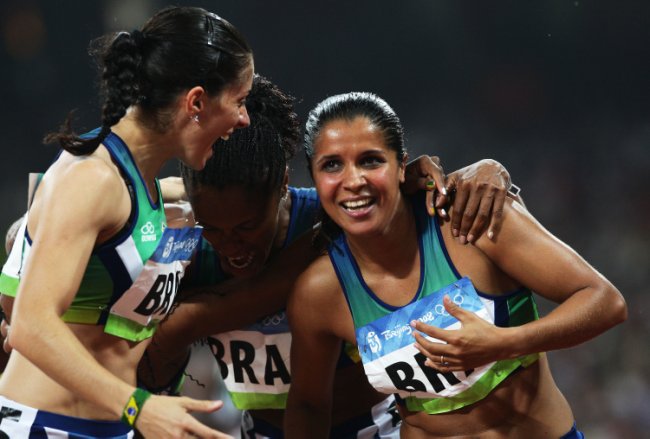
top-left (410, 320), bottom-right (417, 327)
top-left (467, 234), bottom-right (475, 243)
top-left (426, 180), bottom-right (435, 190)
top-left (441, 186), bottom-right (448, 195)
top-left (440, 208), bottom-right (447, 218)
top-left (488, 230), bottom-right (494, 240)
top-left (459, 235), bottom-right (467, 245)
top-left (428, 206), bottom-right (435, 216)
top-left (453, 228), bottom-right (459, 237)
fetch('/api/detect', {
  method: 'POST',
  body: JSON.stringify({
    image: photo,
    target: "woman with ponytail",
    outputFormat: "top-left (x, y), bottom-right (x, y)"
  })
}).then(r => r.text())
top-left (0, 6), bottom-right (253, 438)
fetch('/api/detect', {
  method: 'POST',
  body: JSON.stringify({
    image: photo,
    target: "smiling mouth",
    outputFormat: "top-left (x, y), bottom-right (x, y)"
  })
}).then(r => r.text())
top-left (340, 197), bottom-right (375, 211)
top-left (227, 253), bottom-right (254, 269)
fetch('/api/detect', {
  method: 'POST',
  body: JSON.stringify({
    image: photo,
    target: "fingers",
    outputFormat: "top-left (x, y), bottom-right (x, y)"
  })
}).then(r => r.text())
top-left (425, 188), bottom-right (436, 217)
top-left (413, 341), bottom-right (457, 371)
top-left (410, 319), bottom-right (448, 341)
top-left (486, 186), bottom-right (508, 240)
top-left (1, 320), bottom-right (12, 354)
top-left (0, 319), bottom-right (8, 338)
top-left (403, 155), bottom-right (451, 218)
top-left (181, 398), bottom-right (224, 414)
top-left (442, 295), bottom-right (471, 319)
top-left (411, 331), bottom-right (463, 372)
top-left (464, 190), bottom-right (494, 243)
top-left (450, 183), bottom-right (470, 241)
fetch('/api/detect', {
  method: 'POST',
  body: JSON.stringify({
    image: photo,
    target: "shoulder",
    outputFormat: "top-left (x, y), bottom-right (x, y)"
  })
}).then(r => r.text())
top-left (47, 149), bottom-right (124, 197)
top-left (30, 149), bottom-right (129, 235)
top-left (293, 254), bottom-right (339, 298)
top-left (473, 198), bottom-right (546, 257)
top-left (289, 253), bottom-right (343, 322)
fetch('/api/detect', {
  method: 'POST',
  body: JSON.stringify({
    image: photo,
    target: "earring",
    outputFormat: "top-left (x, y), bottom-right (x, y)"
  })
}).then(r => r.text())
top-left (192, 115), bottom-right (199, 123)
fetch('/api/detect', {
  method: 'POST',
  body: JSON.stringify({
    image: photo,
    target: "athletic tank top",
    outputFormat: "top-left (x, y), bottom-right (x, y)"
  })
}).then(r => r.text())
top-left (0, 131), bottom-right (201, 341)
top-left (328, 191), bottom-right (539, 414)
top-left (187, 187), bottom-right (320, 410)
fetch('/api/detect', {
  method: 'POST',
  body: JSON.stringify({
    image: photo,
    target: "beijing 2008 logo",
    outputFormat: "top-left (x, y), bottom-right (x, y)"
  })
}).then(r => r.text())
top-left (162, 236), bottom-right (174, 258)
top-left (367, 331), bottom-right (382, 354)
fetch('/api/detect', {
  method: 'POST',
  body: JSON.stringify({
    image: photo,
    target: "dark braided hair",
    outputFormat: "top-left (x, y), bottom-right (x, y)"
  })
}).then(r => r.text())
top-left (303, 92), bottom-right (407, 244)
top-left (45, 6), bottom-right (252, 156)
top-left (180, 74), bottom-right (299, 198)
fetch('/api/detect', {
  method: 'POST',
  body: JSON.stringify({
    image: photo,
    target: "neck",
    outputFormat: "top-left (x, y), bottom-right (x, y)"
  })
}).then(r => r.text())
top-left (345, 196), bottom-right (418, 273)
top-left (110, 112), bottom-right (175, 193)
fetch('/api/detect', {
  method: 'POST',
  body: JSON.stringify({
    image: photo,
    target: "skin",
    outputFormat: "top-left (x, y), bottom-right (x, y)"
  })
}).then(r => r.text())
top-left (0, 60), bottom-right (254, 439)
top-left (284, 116), bottom-right (627, 438)
top-left (140, 155), bottom-right (513, 433)
top-left (193, 180), bottom-right (289, 280)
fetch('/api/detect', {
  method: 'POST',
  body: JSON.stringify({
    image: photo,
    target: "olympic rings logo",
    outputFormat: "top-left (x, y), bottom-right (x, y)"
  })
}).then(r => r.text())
top-left (262, 312), bottom-right (286, 327)
top-left (433, 292), bottom-right (465, 316)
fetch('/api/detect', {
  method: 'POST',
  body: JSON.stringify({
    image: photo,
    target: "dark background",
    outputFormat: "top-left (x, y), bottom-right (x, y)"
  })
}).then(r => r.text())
top-left (1, 1), bottom-right (648, 436)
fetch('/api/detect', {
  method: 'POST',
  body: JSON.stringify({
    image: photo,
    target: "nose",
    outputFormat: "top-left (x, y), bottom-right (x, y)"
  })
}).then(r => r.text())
top-left (237, 105), bottom-right (250, 128)
top-left (342, 165), bottom-right (366, 191)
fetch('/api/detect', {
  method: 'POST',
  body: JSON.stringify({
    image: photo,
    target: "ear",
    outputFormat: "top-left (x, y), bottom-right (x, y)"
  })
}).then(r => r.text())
top-left (184, 86), bottom-right (206, 119)
top-left (398, 152), bottom-right (408, 184)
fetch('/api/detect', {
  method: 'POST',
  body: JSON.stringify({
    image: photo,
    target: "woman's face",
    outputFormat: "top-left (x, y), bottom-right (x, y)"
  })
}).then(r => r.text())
top-left (190, 184), bottom-right (283, 278)
top-left (185, 61), bottom-right (255, 170)
top-left (311, 116), bottom-right (406, 238)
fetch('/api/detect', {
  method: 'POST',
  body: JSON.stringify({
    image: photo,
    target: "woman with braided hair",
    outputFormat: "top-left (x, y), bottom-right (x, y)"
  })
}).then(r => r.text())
top-left (0, 6), bottom-right (252, 438)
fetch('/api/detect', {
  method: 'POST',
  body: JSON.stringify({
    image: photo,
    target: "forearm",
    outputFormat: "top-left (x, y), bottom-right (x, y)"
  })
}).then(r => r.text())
top-left (161, 230), bottom-right (320, 346)
top-left (284, 401), bottom-right (331, 439)
top-left (505, 281), bottom-right (626, 358)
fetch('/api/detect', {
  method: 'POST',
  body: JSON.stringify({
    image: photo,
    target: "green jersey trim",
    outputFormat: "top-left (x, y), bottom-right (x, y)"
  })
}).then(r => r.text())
top-left (229, 391), bottom-right (288, 410)
top-left (0, 274), bottom-right (18, 297)
top-left (403, 354), bottom-right (539, 413)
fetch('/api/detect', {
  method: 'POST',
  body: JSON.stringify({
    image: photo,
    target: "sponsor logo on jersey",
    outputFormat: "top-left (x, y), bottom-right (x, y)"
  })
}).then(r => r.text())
top-left (141, 221), bottom-right (157, 242)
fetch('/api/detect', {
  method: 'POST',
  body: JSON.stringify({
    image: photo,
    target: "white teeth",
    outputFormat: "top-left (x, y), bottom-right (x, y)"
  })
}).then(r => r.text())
top-left (342, 199), bottom-right (372, 210)
top-left (227, 253), bottom-right (253, 269)
top-left (221, 134), bottom-right (230, 141)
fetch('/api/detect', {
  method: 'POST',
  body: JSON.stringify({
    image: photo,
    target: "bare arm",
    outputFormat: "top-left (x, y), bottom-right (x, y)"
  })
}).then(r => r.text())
top-left (9, 158), bottom-right (229, 439)
top-left (142, 229), bottom-right (321, 388)
top-left (10, 159), bottom-right (141, 412)
top-left (412, 198), bottom-right (627, 370)
top-left (159, 176), bottom-right (187, 202)
top-left (284, 257), bottom-right (343, 438)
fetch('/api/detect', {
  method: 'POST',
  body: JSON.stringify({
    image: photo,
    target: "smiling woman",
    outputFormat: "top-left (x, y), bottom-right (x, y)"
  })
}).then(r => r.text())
top-left (285, 92), bottom-right (626, 438)
top-left (0, 5), bottom-right (253, 438)
top-left (311, 116), bottom-right (407, 238)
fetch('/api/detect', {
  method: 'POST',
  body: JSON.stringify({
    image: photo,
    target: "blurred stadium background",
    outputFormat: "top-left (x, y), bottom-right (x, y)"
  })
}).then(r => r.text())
top-left (1, 1), bottom-right (648, 437)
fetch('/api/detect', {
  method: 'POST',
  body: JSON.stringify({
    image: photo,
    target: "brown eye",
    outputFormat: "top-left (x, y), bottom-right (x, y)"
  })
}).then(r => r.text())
top-left (321, 160), bottom-right (342, 172)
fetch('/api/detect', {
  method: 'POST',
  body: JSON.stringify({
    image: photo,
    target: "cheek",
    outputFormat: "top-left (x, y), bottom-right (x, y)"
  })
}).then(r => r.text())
top-left (314, 174), bottom-right (338, 198)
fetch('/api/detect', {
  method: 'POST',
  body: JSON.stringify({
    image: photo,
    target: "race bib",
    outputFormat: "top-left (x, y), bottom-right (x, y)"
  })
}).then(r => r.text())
top-left (356, 277), bottom-right (496, 399)
top-left (109, 226), bottom-right (201, 326)
top-left (207, 311), bottom-right (291, 409)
